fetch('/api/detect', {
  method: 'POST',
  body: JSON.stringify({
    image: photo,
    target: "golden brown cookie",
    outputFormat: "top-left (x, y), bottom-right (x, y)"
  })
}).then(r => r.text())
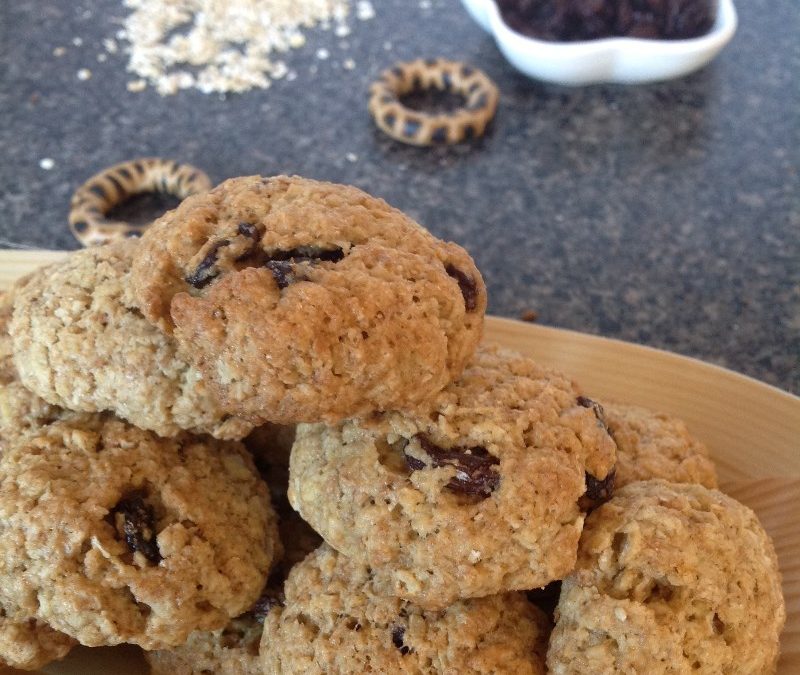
top-left (547, 480), bottom-right (785, 674)
top-left (261, 544), bottom-right (550, 674)
top-left (0, 415), bottom-right (279, 649)
top-left (0, 286), bottom-right (67, 443)
top-left (602, 401), bottom-right (718, 488)
top-left (146, 484), bottom-right (321, 675)
top-left (289, 344), bottom-right (617, 610)
top-left (130, 175), bottom-right (486, 424)
top-left (9, 242), bottom-right (253, 439)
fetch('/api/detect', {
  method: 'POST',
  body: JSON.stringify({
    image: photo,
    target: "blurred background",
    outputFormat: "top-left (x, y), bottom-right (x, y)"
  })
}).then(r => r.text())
top-left (0, 0), bottom-right (798, 392)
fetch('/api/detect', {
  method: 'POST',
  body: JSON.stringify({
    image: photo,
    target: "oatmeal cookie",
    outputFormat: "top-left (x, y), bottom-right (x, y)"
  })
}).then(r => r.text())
top-left (289, 344), bottom-right (617, 609)
top-left (146, 495), bottom-right (320, 675)
top-left (0, 415), bottom-right (279, 649)
top-left (602, 401), bottom-right (717, 488)
top-left (9, 241), bottom-right (253, 439)
top-left (0, 598), bottom-right (75, 671)
top-left (130, 175), bottom-right (486, 424)
top-left (0, 286), bottom-right (68, 443)
top-left (261, 544), bottom-right (550, 674)
top-left (547, 480), bottom-right (785, 674)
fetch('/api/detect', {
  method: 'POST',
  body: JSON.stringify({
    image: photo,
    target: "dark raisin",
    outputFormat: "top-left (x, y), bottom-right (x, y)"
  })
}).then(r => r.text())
top-left (391, 626), bottom-right (410, 655)
top-left (248, 586), bottom-right (285, 622)
top-left (185, 239), bottom-right (230, 288)
top-left (404, 434), bottom-right (500, 497)
top-left (576, 395), bottom-right (608, 430)
top-left (237, 222), bottom-right (260, 239)
top-left (110, 492), bottom-right (161, 563)
top-left (72, 221), bottom-right (88, 233)
top-left (265, 260), bottom-right (298, 289)
top-left (584, 468), bottom-right (616, 503)
top-left (496, 0), bottom-right (713, 41)
top-left (264, 247), bottom-right (344, 289)
top-left (445, 264), bottom-right (478, 312)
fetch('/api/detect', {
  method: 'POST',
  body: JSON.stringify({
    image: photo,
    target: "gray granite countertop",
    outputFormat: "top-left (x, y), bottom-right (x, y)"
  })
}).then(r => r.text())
top-left (1, 0), bottom-right (798, 393)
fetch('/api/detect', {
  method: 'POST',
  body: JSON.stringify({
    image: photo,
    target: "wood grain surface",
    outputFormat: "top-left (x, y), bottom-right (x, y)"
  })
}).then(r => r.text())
top-left (0, 250), bottom-right (796, 674)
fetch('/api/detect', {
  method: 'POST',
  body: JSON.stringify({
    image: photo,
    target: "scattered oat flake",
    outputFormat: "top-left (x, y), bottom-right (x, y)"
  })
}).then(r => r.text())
top-left (345, 152), bottom-right (357, 162)
top-left (356, 1), bottom-right (375, 20)
top-left (115, 0), bottom-right (372, 95)
top-left (103, 38), bottom-right (119, 53)
top-left (127, 78), bottom-right (147, 92)
top-left (97, 53), bottom-right (108, 62)
top-left (77, 68), bottom-right (92, 80)
top-left (614, 607), bottom-right (628, 622)
top-left (343, 57), bottom-right (355, 70)
top-left (39, 158), bottom-right (55, 170)
top-left (72, 37), bottom-right (84, 46)
top-left (53, 47), bottom-right (66, 57)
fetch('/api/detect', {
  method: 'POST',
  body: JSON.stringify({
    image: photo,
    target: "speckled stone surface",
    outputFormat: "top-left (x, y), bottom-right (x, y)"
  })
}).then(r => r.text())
top-left (0, 0), bottom-right (798, 393)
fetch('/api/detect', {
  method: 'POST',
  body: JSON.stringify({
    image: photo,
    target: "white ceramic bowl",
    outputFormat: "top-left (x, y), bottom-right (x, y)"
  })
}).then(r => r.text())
top-left (461, 0), bottom-right (737, 85)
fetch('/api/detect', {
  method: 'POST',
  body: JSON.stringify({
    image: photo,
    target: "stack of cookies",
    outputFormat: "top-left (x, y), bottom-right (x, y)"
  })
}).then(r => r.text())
top-left (0, 176), bottom-right (785, 674)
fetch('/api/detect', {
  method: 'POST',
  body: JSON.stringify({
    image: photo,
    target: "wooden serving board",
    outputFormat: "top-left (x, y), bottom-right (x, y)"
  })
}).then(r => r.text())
top-left (0, 250), bottom-right (797, 673)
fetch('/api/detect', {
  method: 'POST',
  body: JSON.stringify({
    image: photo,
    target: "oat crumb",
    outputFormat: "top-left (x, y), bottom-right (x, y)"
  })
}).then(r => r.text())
top-left (127, 79), bottom-right (147, 92)
top-left (468, 549), bottom-right (482, 563)
top-left (77, 68), bottom-right (92, 81)
top-left (39, 158), bottom-right (55, 170)
top-left (346, 152), bottom-right (358, 162)
top-left (53, 47), bottom-right (66, 57)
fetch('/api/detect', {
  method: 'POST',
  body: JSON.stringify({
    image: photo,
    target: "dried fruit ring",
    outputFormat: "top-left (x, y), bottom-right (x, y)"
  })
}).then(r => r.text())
top-left (68, 158), bottom-right (212, 247)
top-left (368, 58), bottom-right (499, 146)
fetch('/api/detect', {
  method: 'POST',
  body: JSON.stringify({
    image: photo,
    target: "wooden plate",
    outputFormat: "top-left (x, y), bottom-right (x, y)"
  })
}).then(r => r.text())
top-left (0, 250), bottom-right (797, 674)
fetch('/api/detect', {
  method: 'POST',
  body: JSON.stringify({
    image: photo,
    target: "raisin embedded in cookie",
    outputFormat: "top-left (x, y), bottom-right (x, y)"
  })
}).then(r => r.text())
top-left (9, 241), bottom-right (253, 440)
top-left (261, 544), bottom-right (550, 674)
top-left (146, 490), bottom-right (321, 675)
top-left (0, 415), bottom-right (280, 649)
top-left (547, 480), bottom-right (785, 675)
top-left (602, 401), bottom-right (718, 489)
top-left (288, 344), bottom-right (617, 610)
top-left (130, 175), bottom-right (486, 424)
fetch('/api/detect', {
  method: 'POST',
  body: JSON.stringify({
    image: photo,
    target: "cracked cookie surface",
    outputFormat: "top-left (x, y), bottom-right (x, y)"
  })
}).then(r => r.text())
top-left (130, 175), bottom-right (486, 424)
top-left (602, 401), bottom-right (717, 489)
top-left (9, 241), bottom-right (252, 439)
top-left (0, 415), bottom-right (279, 649)
top-left (0, 596), bottom-right (75, 671)
top-left (261, 544), bottom-right (550, 674)
top-left (288, 344), bottom-right (617, 609)
top-left (547, 480), bottom-right (785, 675)
top-left (147, 437), bottom-right (320, 675)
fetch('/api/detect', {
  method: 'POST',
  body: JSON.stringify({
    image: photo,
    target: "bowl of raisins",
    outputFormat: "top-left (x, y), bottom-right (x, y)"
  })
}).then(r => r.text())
top-left (461, 0), bottom-right (737, 84)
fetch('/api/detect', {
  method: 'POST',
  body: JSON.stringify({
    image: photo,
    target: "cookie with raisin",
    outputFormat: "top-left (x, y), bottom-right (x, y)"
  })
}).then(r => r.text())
top-left (9, 241), bottom-right (253, 439)
top-left (146, 476), bottom-right (321, 675)
top-left (261, 544), bottom-right (550, 674)
top-left (547, 480), bottom-right (785, 674)
top-left (0, 414), bottom-right (279, 649)
top-left (130, 175), bottom-right (486, 424)
top-left (288, 344), bottom-right (617, 609)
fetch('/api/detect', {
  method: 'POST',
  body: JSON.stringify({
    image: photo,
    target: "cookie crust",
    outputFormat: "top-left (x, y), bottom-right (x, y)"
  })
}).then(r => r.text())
top-left (261, 544), bottom-right (550, 674)
top-left (547, 480), bottom-right (785, 674)
top-left (289, 345), bottom-right (617, 609)
top-left (130, 175), bottom-right (486, 424)
top-left (9, 241), bottom-right (252, 439)
top-left (0, 415), bottom-right (279, 649)
top-left (603, 401), bottom-right (717, 489)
